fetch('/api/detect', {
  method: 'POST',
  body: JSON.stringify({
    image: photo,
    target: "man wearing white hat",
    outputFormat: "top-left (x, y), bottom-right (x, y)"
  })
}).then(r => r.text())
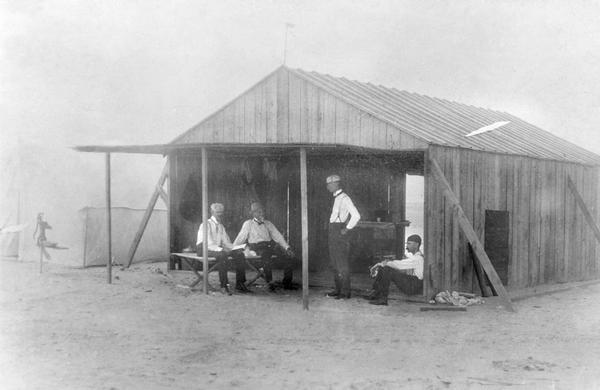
top-left (326, 174), bottom-right (361, 299)
top-left (196, 203), bottom-right (249, 294)
top-left (233, 202), bottom-right (297, 290)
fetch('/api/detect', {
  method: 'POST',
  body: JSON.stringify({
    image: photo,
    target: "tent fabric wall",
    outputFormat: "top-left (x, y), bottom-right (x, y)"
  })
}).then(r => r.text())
top-left (0, 232), bottom-right (20, 257)
top-left (80, 207), bottom-right (167, 267)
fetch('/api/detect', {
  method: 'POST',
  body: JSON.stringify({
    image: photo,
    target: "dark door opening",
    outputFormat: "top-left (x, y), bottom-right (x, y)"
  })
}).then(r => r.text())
top-left (484, 210), bottom-right (510, 286)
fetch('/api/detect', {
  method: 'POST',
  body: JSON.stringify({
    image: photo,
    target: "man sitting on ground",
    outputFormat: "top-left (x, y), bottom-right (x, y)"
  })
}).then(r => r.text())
top-left (233, 202), bottom-right (297, 290)
top-left (366, 234), bottom-right (424, 306)
top-left (196, 203), bottom-right (250, 294)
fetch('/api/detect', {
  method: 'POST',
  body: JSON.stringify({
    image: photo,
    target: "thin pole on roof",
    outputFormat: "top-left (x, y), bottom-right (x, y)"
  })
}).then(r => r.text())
top-left (105, 152), bottom-right (112, 284)
top-left (299, 148), bottom-right (309, 310)
top-left (201, 147), bottom-right (209, 295)
top-left (283, 23), bottom-right (294, 65)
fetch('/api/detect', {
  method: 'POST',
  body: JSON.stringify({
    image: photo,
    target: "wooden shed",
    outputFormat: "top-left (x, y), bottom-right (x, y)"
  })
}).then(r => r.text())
top-left (77, 66), bottom-right (600, 303)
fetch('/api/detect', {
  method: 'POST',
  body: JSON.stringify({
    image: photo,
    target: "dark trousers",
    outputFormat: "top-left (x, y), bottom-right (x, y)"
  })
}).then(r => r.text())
top-left (196, 247), bottom-right (246, 287)
top-left (373, 266), bottom-right (423, 299)
top-left (248, 241), bottom-right (294, 284)
top-left (328, 223), bottom-right (352, 294)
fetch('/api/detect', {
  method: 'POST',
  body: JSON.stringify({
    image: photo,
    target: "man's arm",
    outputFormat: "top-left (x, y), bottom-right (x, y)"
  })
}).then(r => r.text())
top-left (222, 228), bottom-right (234, 251)
top-left (385, 258), bottom-right (418, 271)
top-left (197, 221), bottom-right (223, 252)
top-left (344, 196), bottom-right (361, 231)
top-left (232, 220), bottom-right (250, 246)
top-left (265, 221), bottom-right (289, 250)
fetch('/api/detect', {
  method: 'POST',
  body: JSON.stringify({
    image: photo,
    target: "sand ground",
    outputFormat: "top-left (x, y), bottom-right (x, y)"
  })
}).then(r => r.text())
top-left (1, 259), bottom-right (599, 389)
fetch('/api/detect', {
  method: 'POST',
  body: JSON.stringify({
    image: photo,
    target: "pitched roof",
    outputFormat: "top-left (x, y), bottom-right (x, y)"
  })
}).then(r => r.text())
top-left (289, 67), bottom-right (600, 165)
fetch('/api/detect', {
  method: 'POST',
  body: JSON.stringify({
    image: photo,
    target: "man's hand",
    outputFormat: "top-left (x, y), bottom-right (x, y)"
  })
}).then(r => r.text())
top-left (340, 228), bottom-right (348, 235)
top-left (285, 247), bottom-right (295, 258)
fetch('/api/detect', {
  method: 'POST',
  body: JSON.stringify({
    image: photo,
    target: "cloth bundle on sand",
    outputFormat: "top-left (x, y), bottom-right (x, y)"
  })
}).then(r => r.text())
top-left (431, 291), bottom-right (485, 306)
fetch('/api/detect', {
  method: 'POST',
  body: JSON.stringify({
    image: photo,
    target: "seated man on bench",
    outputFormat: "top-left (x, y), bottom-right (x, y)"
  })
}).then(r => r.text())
top-left (197, 203), bottom-right (250, 294)
top-left (233, 202), bottom-right (297, 290)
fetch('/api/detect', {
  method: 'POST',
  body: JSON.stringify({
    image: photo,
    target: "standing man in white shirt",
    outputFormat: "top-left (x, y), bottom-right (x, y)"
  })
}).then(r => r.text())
top-left (367, 234), bottom-right (424, 305)
top-left (233, 202), bottom-right (297, 290)
top-left (196, 203), bottom-right (249, 294)
top-left (325, 174), bottom-right (361, 299)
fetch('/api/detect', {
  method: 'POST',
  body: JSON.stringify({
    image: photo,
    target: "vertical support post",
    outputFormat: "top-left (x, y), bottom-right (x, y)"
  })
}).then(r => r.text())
top-left (201, 147), bottom-right (209, 295)
top-left (105, 152), bottom-right (112, 284)
top-left (17, 190), bottom-right (24, 262)
top-left (390, 172), bottom-right (406, 257)
top-left (300, 148), bottom-right (309, 310)
top-left (286, 182), bottom-right (290, 240)
top-left (39, 242), bottom-right (44, 273)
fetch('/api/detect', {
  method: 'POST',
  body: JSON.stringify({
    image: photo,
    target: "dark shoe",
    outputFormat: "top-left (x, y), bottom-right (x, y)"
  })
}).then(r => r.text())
top-left (236, 283), bottom-right (252, 294)
top-left (363, 291), bottom-right (379, 301)
top-left (335, 293), bottom-right (351, 300)
top-left (326, 290), bottom-right (341, 298)
top-left (220, 286), bottom-right (232, 296)
top-left (369, 299), bottom-right (388, 306)
top-left (282, 282), bottom-right (298, 290)
top-left (268, 282), bottom-right (277, 292)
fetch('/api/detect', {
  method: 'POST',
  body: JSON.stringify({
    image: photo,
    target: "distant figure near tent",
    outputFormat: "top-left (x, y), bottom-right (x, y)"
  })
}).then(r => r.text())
top-left (33, 213), bottom-right (68, 260)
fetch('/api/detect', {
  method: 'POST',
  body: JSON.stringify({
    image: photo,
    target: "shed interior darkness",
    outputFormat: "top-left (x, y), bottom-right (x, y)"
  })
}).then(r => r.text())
top-left (169, 148), bottom-right (425, 287)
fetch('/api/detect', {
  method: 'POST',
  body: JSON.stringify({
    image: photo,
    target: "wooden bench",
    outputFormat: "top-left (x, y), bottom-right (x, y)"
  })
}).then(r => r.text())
top-left (171, 253), bottom-right (219, 291)
top-left (170, 252), bottom-right (273, 293)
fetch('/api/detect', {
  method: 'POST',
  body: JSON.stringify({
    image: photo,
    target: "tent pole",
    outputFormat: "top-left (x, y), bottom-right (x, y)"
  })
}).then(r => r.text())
top-left (105, 152), bottom-right (112, 284)
top-left (39, 241), bottom-right (43, 273)
top-left (202, 147), bottom-right (209, 295)
top-left (300, 148), bottom-right (309, 310)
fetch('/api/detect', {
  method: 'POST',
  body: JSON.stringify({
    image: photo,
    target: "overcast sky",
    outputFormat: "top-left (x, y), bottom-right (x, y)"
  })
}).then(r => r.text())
top-left (2, 0), bottom-right (600, 153)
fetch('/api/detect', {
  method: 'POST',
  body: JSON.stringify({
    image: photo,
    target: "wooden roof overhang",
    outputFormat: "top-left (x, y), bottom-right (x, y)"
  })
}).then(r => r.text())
top-left (73, 142), bottom-right (426, 157)
top-left (73, 142), bottom-right (426, 310)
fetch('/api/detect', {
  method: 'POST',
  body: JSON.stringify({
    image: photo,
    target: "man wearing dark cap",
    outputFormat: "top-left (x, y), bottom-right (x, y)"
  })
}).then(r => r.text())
top-left (325, 174), bottom-right (361, 299)
top-left (367, 234), bottom-right (424, 305)
top-left (233, 202), bottom-right (297, 290)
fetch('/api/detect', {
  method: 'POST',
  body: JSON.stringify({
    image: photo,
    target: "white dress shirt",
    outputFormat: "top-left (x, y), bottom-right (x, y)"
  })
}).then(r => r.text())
top-left (196, 216), bottom-right (233, 252)
top-left (329, 189), bottom-right (361, 230)
top-left (233, 218), bottom-right (289, 249)
top-left (385, 250), bottom-right (424, 280)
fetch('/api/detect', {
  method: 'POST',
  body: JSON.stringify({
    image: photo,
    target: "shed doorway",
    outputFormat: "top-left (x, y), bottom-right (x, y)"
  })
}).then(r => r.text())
top-left (484, 210), bottom-right (510, 286)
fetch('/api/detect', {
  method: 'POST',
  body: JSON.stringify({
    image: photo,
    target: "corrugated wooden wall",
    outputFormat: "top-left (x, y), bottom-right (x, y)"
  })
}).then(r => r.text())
top-left (175, 69), bottom-right (428, 151)
top-left (425, 145), bottom-right (600, 295)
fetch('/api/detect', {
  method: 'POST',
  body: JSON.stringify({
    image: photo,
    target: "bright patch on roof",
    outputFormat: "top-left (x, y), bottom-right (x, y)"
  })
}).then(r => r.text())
top-left (466, 121), bottom-right (510, 137)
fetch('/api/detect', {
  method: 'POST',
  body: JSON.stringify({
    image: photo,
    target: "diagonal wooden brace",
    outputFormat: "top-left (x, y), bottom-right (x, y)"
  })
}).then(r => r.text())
top-left (429, 157), bottom-right (515, 312)
top-left (125, 161), bottom-right (169, 268)
top-left (567, 175), bottom-right (600, 244)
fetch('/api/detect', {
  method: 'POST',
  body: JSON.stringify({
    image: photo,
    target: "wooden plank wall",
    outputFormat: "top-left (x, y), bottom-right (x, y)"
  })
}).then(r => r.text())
top-left (425, 145), bottom-right (600, 296)
top-left (168, 151), bottom-right (297, 254)
top-left (174, 69), bottom-right (428, 151)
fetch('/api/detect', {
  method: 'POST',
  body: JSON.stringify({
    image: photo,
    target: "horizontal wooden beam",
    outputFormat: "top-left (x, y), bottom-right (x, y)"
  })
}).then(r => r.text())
top-left (429, 157), bottom-right (515, 312)
top-left (72, 143), bottom-right (427, 156)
